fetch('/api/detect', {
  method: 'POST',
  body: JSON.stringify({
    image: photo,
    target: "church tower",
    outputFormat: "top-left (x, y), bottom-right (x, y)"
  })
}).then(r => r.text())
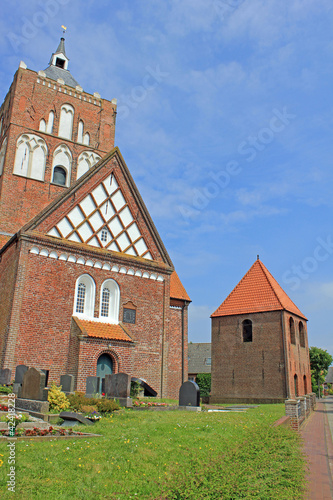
top-left (0, 38), bottom-right (117, 249)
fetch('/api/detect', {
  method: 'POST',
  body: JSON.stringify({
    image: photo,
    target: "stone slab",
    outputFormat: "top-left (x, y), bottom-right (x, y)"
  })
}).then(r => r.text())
top-left (178, 406), bottom-right (202, 412)
top-left (14, 365), bottom-right (29, 384)
top-left (60, 375), bottom-right (74, 393)
top-left (115, 397), bottom-right (132, 408)
top-left (15, 398), bottom-right (49, 414)
top-left (0, 369), bottom-right (12, 385)
top-left (18, 368), bottom-right (48, 401)
top-left (105, 373), bottom-right (131, 399)
top-left (59, 411), bottom-right (93, 426)
top-left (85, 376), bottom-right (100, 397)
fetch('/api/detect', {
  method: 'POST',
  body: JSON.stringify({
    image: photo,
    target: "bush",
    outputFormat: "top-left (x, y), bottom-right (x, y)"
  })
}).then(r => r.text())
top-left (0, 385), bottom-right (13, 394)
top-left (68, 392), bottom-right (100, 412)
top-left (96, 399), bottom-right (120, 413)
top-left (48, 384), bottom-right (70, 413)
top-left (196, 373), bottom-right (211, 397)
top-left (130, 381), bottom-right (141, 398)
top-left (81, 405), bottom-right (98, 414)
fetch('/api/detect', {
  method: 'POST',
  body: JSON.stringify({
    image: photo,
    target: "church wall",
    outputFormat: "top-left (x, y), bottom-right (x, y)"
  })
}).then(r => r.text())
top-left (167, 306), bottom-right (188, 399)
top-left (210, 311), bottom-right (288, 403)
top-left (5, 238), bottom-right (178, 396)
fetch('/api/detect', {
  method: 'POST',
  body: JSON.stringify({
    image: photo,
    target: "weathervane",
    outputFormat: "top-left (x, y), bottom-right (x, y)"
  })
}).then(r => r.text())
top-left (61, 25), bottom-right (67, 34)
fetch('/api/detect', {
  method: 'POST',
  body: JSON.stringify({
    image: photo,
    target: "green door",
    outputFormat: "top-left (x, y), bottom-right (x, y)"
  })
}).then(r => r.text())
top-left (97, 354), bottom-right (113, 393)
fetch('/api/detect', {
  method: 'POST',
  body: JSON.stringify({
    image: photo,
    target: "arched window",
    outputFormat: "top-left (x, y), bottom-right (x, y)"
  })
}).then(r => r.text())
top-left (76, 151), bottom-right (101, 179)
top-left (99, 279), bottom-right (120, 324)
top-left (47, 111), bottom-right (54, 134)
top-left (83, 132), bottom-right (90, 146)
top-left (13, 134), bottom-right (47, 181)
top-left (51, 144), bottom-right (72, 187)
top-left (242, 319), bottom-right (252, 342)
top-left (58, 104), bottom-right (74, 140)
top-left (294, 374), bottom-right (298, 397)
top-left (289, 317), bottom-right (296, 344)
top-left (299, 322), bottom-right (305, 347)
top-left (77, 120), bottom-right (84, 143)
top-left (39, 119), bottom-right (46, 132)
top-left (303, 375), bottom-right (307, 395)
top-left (52, 166), bottom-right (67, 186)
top-left (73, 274), bottom-right (95, 318)
top-left (0, 137), bottom-right (8, 176)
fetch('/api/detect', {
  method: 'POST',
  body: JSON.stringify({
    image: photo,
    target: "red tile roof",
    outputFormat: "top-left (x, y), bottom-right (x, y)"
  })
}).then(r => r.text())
top-left (211, 259), bottom-right (307, 320)
top-left (73, 317), bottom-right (133, 341)
top-left (170, 271), bottom-right (191, 301)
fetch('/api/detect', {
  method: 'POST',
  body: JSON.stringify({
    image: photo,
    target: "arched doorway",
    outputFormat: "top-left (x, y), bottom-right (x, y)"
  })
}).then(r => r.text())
top-left (97, 353), bottom-right (113, 393)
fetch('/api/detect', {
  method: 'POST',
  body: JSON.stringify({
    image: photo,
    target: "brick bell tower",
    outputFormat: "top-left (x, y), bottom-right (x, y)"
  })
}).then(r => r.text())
top-left (0, 37), bottom-right (117, 249)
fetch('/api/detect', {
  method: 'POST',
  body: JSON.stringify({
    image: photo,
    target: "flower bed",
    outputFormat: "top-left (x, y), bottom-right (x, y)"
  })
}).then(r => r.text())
top-left (132, 401), bottom-right (167, 408)
top-left (1, 425), bottom-right (82, 437)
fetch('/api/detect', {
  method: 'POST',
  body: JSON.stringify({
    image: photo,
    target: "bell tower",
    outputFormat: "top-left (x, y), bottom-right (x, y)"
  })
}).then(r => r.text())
top-left (0, 37), bottom-right (117, 249)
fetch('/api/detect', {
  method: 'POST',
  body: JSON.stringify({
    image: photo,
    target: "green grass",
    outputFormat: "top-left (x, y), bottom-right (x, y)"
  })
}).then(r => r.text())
top-left (0, 404), bottom-right (306, 499)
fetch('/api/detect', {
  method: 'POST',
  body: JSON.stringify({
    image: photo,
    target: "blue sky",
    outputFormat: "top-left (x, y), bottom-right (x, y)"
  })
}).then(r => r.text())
top-left (1, 0), bottom-right (332, 353)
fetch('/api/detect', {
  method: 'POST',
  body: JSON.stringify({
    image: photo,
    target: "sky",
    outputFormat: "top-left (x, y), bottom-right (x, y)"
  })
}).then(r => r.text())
top-left (0, 0), bottom-right (332, 353)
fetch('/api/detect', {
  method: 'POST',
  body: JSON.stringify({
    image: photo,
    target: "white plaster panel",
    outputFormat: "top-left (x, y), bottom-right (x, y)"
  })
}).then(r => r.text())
top-left (80, 195), bottom-right (96, 216)
top-left (111, 190), bottom-right (126, 211)
top-left (103, 175), bottom-right (118, 195)
top-left (119, 207), bottom-right (133, 227)
top-left (89, 237), bottom-right (100, 247)
top-left (57, 218), bottom-right (73, 238)
top-left (67, 206), bottom-right (85, 227)
top-left (111, 265), bottom-right (119, 272)
top-left (85, 260), bottom-right (94, 267)
top-left (144, 252), bottom-right (153, 260)
top-left (135, 270), bottom-right (142, 277)
top-left (94, 262), bottom-right (102, 269)
top-left (109, 242), bottom-right (119, 252)
top-left (119, 267), bottom-right (127, 274)
top-left (125, 247), bottom-right (137, 257)
top-left (68, 233), bottom-right (81, 243)
top-left (117, 232), bottom-right (130, 251)
top-left (77, 257), bottom-right (85, 265)
top-left (59, 253), bottom-right (68, 261)
top-left (30, 247), bottom-right (40, 254)
top-left (68, 255), bottom-right (76, 263)
top-left (40, 249), bottom-right (49, 257)
top-left (157, 275), bottom-right (164, 282)
top-left (142, 272), bottom-right (150, 279)
top-left (49, 251), bottom-right (58, 259)
top-left (89, 211), bottom-right (104, 231)
top-left (100, 201), bottom-right (115, 221)
top-left (47, 227), bottom-right (61, 238)
top-left (127, 223), bottom-right (141, 242)
top-left (77, 222), bottom-right (93, 241)
top-left (91, 184), bottom-right (107, 206)
top-left (127, 269), bottom-right (135, 275)
top-left (102, 263), bottom-right (111, 270)
top-left (135, 238), bottom-right (148, 256)
top-left (109, 217), bottom-right (122, 237)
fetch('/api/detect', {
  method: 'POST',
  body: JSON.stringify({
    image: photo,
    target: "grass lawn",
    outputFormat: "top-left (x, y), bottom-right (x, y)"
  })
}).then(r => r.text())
top-left (0, 403), bottom-right (306, 499)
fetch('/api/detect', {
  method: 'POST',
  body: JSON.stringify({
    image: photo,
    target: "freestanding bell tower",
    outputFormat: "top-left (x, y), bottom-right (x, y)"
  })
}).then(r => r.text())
top-left (0, 37), bottom-right (117, 249)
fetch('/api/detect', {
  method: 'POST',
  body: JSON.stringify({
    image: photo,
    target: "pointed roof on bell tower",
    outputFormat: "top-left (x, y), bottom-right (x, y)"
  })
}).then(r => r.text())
top-left (211, 259), bottom-right (307, 320)
top-left (43, 37), bottom-right (79, 88)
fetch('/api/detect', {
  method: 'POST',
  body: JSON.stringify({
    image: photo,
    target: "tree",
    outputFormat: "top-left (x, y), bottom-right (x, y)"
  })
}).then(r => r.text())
top-left (309, 346), bottom-right (333, 398)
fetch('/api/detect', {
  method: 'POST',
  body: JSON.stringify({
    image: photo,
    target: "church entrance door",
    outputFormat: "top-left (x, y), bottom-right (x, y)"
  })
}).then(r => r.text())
top-left (97, 354), bottom-right (113, 393)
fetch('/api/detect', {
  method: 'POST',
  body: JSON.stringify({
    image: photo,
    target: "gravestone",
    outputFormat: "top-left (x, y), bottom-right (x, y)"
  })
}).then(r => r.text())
top-left (105, 373), bottom-right (131, 398)
top-left (59, 411), bottom-right (93, 427)
top-left (179, 380), bottom-right (200, 408)
top-left (18, 367), bottom-right (48, 401)
top-left (86, 376), bottom-right (100, 397)
top-left (0, 368), bottom-right (11, 385)
top-left (14, 365), bottom-right (29, 384)
top-left (60, 374), bottom-right (74, 393)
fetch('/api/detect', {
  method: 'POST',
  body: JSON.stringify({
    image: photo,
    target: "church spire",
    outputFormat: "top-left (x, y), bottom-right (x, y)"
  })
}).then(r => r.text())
top-left (43, 37), bottom-right (79, 89)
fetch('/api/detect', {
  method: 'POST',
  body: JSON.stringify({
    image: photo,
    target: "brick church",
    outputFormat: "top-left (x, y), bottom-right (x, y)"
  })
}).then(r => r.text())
top-left (0, 38), bottom-right (190, 398)
top-left (210, 258), bottom-right (312, 403)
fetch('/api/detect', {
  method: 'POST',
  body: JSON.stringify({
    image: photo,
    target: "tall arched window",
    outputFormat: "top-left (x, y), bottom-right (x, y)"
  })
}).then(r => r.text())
top-left (303, 375), bottom-right (307, 395)
top-left (289, 317), bottom-right (296, 344)
top-left (99, 279), bottom-right (120, 324)
top-left (58, 104), bottom-right (74, 140)
top-left (47, 111), bottom-right (54, 134)
top-left (299, 322), bottom-right (305, 347)
top-left (39, 119), bottom-right (46, 132)
top-left (76, 151), bottom-right (101, 179)
top-left (294, 374), bottom-right (298, 397)
top-left (13, 134), bottom-right (47, 181)
top-left (242, 319), bottom-right (252, 342)
top-left (51, 144), bottom-right (72, 187)
top-left (0, 137), bottom-right (7, 176)
top-left (73, 274), bottom-right (96, 318)
top-left (77, 120), bottom-right (84, 143)
top-left (83, 132), bottom-right (90, 146)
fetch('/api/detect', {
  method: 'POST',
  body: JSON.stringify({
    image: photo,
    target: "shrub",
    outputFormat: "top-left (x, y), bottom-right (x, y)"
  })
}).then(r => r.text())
top-left (96, 399), bottom-right (120, 413)
top-left (81, 405), bottom-right (98, 414)
top-left (68, 392), bottom-right (99, 412)
top-left (196, 373), bottom-right (211, 397)
top-left (0, 385), bottom-right (13, 394)
top-left (130, 381), bottom-right (141, 398)
top-left (48, 383), bottom-right (70, 413)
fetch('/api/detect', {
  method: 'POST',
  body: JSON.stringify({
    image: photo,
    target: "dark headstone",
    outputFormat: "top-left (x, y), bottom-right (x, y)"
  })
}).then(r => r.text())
top-left (41, 369), bottom-right (49, 387)
top-left (18, 367), bottom-right (48, 401)
top-left (105, 373), bottom-right (131, 399)
top-left (60, 374), bottom-right (74, 393)
top-left (86, 376), bottom-right (100, 397)
top-left (179, 380), bottom-right (200, 407)
top-left (15, 398), bottom-right (49, 414)
top-left (59, 411), bottom-right (93, 426)
top-left (14, 365), bottom-right (29, 384)
top-left (0, 368), bottom-right (11, 385)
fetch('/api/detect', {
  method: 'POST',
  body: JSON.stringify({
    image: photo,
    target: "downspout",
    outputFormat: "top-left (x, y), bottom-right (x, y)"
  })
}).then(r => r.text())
top-left (281, 311), bottom-right (290, 399)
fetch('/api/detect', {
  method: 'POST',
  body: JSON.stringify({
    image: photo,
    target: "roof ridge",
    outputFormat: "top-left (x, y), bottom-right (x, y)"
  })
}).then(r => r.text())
top-left (257, 260), bottom-right (284, 309)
